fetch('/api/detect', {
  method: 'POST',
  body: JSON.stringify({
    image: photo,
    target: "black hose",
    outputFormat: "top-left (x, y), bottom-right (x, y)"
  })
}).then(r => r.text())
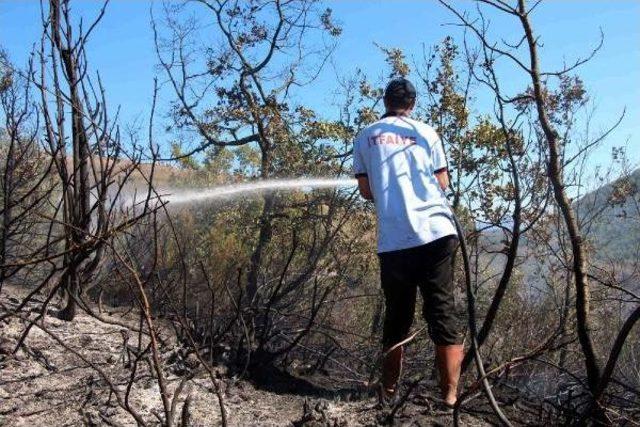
top-left (449, 207), bottom-right (513, 427)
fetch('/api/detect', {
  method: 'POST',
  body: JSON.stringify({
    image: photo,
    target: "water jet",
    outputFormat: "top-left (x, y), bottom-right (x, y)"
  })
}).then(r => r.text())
top-left (159, 177), bottom-right (358, 205)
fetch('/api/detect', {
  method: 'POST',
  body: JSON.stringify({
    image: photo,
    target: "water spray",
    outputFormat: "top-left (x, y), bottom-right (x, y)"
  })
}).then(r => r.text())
top-left (156, 178), bottom-right (358, 205)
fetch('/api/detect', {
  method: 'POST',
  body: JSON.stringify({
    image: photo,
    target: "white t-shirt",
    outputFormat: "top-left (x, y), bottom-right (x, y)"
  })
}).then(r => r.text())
top-left (353, 115), bottom-right (457, 253)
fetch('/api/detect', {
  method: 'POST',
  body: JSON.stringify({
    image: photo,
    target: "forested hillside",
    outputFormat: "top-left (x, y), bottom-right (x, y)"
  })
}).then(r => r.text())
top-left (580, 168), bottom-right (640, 261)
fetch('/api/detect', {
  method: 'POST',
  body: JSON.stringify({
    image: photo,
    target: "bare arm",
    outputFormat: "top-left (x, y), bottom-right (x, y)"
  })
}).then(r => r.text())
top-left (357, 176), bottom-right (374, 201)
top-left (435, 169), bottom-right (450, 191)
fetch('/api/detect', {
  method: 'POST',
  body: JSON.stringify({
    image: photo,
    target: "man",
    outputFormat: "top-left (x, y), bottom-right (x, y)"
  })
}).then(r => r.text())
top-left (352, 78), bottom-right (464, 407)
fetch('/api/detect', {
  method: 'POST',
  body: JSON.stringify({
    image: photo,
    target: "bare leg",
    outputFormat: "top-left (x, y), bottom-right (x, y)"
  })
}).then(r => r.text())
top-left (382, 345), bottom-right (403, 394)
top-left (436, 344), bottom-right (463, 406)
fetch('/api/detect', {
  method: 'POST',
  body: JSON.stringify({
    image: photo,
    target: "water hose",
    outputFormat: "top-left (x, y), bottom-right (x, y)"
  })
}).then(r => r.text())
top-left (449, 205), bottom-right (513, 426)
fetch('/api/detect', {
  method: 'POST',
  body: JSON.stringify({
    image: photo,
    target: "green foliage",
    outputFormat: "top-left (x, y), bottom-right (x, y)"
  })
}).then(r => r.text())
top-left (0, 50), bottom-right (11, 93)
top-left (425, 37), bottom-right (469, 135)
top-left (232, 145), bottom-right (261, 176)
top-left (320, 8), bottom-right (342, 37)
top-left (203, 146), bottom-right (234, 176)
top-left (171, 142), bottom-right (201, 170)
top-left (375, 43), bottom-right (410, 78)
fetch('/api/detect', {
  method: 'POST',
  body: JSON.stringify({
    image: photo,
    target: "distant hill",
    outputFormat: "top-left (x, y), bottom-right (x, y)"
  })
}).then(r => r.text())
top-left (577, 168), bottom-right (640, 262)
top-left (472, 168), bottom-right (640, 298)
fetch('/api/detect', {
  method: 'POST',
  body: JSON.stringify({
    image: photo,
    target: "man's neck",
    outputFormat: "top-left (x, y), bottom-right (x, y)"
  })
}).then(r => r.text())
top-left (382, 110), bottom-right (410, 119)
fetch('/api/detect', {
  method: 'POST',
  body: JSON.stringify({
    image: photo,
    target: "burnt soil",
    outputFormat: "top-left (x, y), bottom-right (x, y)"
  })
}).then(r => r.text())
top-left (1, 285), bottom-right (500, 426)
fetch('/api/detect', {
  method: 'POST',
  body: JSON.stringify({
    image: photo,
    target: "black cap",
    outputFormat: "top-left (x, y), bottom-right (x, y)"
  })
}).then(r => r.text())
top-left (384, 78), bottom-right (417, 103)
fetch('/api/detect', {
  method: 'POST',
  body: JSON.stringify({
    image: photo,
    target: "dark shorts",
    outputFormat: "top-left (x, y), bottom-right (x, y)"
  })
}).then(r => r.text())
top-left (378, 235), bottom-right (464, 347)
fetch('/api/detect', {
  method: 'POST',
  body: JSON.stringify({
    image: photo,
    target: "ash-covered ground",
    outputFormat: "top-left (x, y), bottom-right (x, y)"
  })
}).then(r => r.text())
top-left (0, 285), bottom-right (495, 426)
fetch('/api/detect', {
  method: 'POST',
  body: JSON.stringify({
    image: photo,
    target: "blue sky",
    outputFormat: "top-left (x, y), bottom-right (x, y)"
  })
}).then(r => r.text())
top-left (1, 1), bottom-right (639, 172)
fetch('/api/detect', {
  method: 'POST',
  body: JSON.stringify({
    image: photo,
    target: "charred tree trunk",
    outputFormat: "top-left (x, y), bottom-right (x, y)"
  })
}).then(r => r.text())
top-left (246, 193), bottom-right (274, 306)
top-left (245, 145), bottom-right (275, 353)
top-left (0, 136), bottom-right (15, 290)
top-left (50, 0), bottom-right (92, 321)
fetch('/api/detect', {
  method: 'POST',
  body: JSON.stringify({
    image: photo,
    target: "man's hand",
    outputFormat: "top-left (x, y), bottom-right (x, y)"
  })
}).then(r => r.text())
top-left (435, 169), bottom-right (450, 191)
top-left (357, 176), bottom-right (374, 201)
